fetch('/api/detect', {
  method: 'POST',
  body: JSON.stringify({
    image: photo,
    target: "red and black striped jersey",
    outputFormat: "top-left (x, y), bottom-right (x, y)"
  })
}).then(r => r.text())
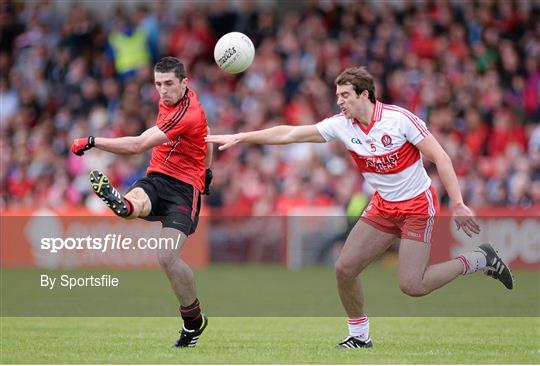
top-left (147, 89), bottom-right (207, 192)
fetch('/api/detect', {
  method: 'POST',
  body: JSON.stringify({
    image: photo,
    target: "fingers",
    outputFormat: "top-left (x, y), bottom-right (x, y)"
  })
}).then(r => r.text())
top-left (454, 216), bottom-right (480, 237)
top-left (463, 217), bottom-right (480, 235)
top-left (466, 219), bottom-right (480, 234)
top-left (462, 226), bottom-right (473, 237)
top-left (218, 141), bottom-right (236, 150)
top-left (206, 138), bottom-right (227, 147)
top-left (204, 135), bottom-right (226, 144)
top-left (72, 139), bottom-right (82, 156)
top-left (205, 135), bottom-right (238, 150)
top-left (455, 218), bottom-right (471, 237)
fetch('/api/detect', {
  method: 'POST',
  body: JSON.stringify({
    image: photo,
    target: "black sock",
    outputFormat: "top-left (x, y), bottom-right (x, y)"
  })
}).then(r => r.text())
top-left (180, 298), bottom-right (203, 330)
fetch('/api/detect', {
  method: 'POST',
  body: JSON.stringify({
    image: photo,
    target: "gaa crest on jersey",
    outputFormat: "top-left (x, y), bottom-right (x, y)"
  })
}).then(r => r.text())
top-left (381, 134), bottom-right (393, 147)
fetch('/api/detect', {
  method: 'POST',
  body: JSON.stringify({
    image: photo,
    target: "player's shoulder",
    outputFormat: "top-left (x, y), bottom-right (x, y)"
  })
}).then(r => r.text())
top-left (380, 103), bottom-right (420, 123)
top-left (381, 102), bottom-right (407, 115)
top-left (187, 88), bottom-right (197, 100)
top-left (186, 88), bottom-right (205, 111)
top-left (320, 113), bottom-right (348, 124)
top-left (188, 88), bottom-right (203, 102)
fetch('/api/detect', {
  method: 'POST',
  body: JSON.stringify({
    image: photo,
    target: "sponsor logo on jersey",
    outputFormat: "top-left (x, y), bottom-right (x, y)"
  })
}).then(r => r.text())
top-left (381, 135), bottom-right (393, 147)
top-left (365, 152), bottom-right (399, 173)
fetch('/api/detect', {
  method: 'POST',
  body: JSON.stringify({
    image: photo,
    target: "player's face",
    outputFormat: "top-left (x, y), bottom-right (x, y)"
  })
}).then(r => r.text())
top-left (154, 72), bottom-right (187, 106)
top-left (336, 84), bottom-right (367, 119)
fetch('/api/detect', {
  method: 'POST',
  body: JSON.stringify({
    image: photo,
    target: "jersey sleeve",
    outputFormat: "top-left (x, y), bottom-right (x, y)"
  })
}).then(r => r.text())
top-left (403, 114), bottom-right (430, 145)
top-left (315, 116), bottom-right (340, 142)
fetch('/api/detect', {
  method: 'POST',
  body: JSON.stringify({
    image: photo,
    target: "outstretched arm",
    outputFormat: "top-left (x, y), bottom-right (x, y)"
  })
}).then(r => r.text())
top-left (72, 126), bottom-right (168, 156)
top-left (416, 135), bottom-right (480, 237)
top-left (94, 126), bottom-right (168, 155)
top-left (205, 125), bottom-right (325, 150)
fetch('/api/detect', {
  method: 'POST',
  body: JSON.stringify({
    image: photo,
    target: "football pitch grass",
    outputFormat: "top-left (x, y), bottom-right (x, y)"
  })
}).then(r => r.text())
top-left (1, 264), bottom-right (539, 363)
top-left (1, 317), bottom-right (539, 364)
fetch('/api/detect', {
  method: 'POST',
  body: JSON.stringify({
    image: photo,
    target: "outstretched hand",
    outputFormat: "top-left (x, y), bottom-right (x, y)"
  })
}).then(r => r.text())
top-left (453, 203), bottom-right (481, 237)
top-left (71, 136), bottom-right (95, 156)
top-left (205, 134), bottom-right (243, 150)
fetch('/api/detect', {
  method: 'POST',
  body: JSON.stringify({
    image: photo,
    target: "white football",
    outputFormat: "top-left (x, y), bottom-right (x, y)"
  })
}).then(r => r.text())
top-left (214, 32), bottom-right (255, 74)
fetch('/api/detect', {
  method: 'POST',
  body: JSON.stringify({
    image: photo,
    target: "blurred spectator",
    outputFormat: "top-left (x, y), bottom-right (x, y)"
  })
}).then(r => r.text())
top-left (134, 4), bottom-right (160, 63)
top-left (106, 11), bottom-right (151, 82)
top-left (488, 107), bottom-right (527, 157)
top-left (2, 0), bottom-right (539, 213)
top-left (0, 77), bottom-right (19, 123)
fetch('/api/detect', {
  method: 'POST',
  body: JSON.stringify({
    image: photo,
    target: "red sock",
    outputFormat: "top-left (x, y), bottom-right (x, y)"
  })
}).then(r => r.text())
top-left (124, 198), bottom-right (134, 216)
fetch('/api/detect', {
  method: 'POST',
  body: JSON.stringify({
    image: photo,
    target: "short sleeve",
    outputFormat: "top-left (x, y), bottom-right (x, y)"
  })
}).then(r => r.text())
top-left (403, 114), bottom-right (430, 145)
top-left (315, 117), bottom-right (339, 142)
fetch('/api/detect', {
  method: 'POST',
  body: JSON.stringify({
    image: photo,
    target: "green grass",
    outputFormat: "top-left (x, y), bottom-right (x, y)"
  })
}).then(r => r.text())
top-left (2, 265), bottom-right (539, 316)
top-left (1, 317), bottom-right (539, 364)
top-left (1, 265), bottom-right (539, 363)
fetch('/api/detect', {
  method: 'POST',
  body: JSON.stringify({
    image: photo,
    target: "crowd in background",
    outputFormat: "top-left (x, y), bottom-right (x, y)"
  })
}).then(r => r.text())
top-left (1, 0), bottom-right (539, 215)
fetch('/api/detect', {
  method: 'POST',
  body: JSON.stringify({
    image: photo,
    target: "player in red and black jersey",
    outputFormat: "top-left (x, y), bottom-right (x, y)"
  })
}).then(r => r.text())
top-left (72, 57), bottom-right (211, 348)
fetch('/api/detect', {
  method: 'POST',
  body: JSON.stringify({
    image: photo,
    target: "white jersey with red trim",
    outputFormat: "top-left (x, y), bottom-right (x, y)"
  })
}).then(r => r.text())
top-left (316, 100), bottom-right (431, 201)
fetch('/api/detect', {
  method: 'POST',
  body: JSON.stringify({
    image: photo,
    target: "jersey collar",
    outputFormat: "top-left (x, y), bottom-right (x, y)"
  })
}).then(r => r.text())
top-left (353, 100), bottom-right (383, 134)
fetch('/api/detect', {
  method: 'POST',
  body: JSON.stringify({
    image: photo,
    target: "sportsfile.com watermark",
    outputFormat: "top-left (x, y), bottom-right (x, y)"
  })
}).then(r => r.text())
top-left (40, 234), bottom-right (183, 253)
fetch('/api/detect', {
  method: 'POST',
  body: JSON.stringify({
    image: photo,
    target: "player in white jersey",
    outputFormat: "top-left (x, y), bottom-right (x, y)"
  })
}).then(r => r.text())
top-left (206, 67), bottom-right (514, 348)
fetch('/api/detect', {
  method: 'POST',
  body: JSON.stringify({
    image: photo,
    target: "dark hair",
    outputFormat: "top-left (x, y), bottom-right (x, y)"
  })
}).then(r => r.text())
top-left (154, 57), bottom-right (186, 80)
top-left (335, 67), bottom-right (376, 103)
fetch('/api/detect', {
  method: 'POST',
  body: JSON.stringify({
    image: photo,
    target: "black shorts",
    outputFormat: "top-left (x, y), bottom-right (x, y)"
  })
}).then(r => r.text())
top-left (129, 172), bottom-right (201, 236)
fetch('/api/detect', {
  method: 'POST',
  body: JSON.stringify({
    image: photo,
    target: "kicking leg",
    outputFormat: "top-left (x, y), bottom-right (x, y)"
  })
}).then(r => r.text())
top-left (90, 170), bottom-right (152, 219)
top-left (89, 170), bottom-right (150, 218)
top-left (124, 188), bottom-right (152, 219)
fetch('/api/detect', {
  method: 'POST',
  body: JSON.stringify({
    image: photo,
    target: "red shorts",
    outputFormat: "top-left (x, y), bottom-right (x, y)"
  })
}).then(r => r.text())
top-left (360, 186), bottom-right (439, 243)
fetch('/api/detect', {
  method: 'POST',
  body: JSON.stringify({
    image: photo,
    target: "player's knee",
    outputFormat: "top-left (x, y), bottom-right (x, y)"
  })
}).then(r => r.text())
top-left (126, 188), bottom-right (142, 200)
top-left (335, 260), bottom-right (357, 283)
top-left (126, 188), bottom-right (151, 216)
top-left (398, 280), bottom-right (428, 297)
top-left (156, 250), bottom-right (177, 270)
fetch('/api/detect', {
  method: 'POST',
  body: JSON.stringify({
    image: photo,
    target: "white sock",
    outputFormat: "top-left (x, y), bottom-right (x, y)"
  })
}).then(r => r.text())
top-left (456, 251), bottom-right (487, 275)
top-left (347, 316), bottom-right (369, 341)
